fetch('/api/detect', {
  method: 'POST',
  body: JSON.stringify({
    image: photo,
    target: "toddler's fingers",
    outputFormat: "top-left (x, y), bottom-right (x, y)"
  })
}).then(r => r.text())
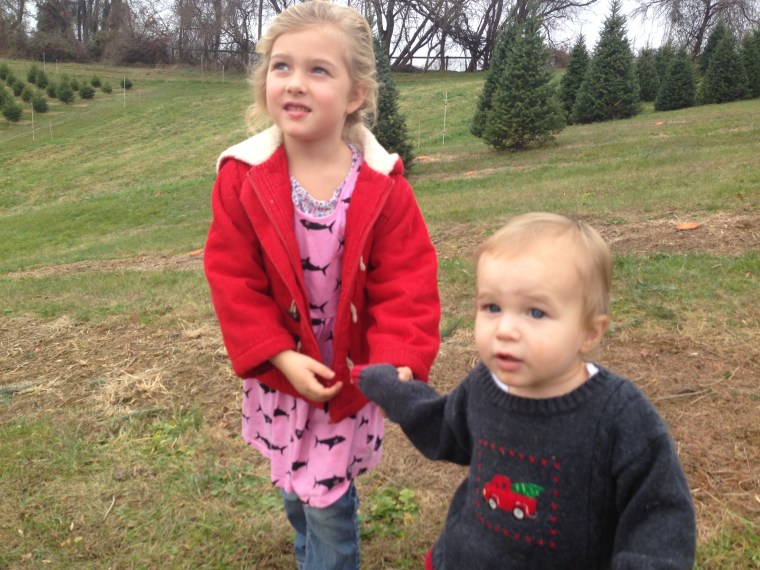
top-left (396, 366), bottom-right (413, 382)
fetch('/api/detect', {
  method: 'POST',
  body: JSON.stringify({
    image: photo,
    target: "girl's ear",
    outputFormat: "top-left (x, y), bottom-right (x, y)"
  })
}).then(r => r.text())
top-left (580, 314), bottom-right (609, 356)
top-left (347, 82), bottom-right (369, 115)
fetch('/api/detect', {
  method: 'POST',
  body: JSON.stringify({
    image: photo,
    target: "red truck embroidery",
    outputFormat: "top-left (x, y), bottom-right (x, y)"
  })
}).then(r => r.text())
top-left (482, 474), bottom-right (544, 520)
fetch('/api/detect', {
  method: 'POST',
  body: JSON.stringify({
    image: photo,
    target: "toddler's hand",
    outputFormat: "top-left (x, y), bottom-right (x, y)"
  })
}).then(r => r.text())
top-left (270, 350), bottom-right (342, 402)
top-left (396, 366), bottom-right (413, 382)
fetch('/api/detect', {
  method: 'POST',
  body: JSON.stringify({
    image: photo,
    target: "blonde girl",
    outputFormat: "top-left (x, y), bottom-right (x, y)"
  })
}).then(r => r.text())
top-left (203, 2), bottom-right (440, 568)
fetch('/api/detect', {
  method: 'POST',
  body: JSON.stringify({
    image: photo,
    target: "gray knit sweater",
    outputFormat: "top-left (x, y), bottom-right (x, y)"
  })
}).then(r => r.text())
top-left (357, 363), bottom-right (696, 569)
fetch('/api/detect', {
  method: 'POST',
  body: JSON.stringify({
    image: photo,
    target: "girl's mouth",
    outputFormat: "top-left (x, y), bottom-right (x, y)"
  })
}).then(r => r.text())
top-left (285, 103), bottom-right (310, 113)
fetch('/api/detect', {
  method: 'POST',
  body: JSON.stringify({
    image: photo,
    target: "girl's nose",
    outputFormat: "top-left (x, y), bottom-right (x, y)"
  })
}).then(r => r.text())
top-left (286, 72), bottom-right (305, 94)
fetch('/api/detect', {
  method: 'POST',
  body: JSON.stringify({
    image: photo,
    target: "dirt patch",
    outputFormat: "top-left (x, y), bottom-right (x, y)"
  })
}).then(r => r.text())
top-left (432, 211), bottom-right (760, 260)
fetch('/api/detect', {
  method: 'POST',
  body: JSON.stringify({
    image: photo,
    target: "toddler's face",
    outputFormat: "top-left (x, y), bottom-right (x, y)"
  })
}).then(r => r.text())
top-left (474, 244), bottom-right (604, 399)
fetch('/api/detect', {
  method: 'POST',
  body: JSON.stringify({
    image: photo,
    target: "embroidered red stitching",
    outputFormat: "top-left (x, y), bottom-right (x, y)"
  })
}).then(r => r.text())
top-left (474, 438), bottom-right (561, 549)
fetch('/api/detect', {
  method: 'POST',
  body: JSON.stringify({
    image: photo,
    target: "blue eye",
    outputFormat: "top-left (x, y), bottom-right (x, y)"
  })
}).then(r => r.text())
top-left (484, 304), bottom-right (501, 314)
top-left (529, 308), bottom-right (545, 319)
top-left (272, 62), bottom-right (289, 71)
top-left (312, 66), bottom-right (328, 75)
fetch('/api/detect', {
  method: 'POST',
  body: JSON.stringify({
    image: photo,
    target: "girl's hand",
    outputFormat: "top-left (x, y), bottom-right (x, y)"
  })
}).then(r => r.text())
top-left (270, 350), bottom-right (342, 402)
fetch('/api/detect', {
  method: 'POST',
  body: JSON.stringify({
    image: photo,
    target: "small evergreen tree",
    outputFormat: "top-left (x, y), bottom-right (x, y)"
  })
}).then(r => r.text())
top-left (11, 79), bottom-right (24, 96)
top-left (483, 16), bottom-right (565, 150)
top-left (371, 37), bottom-right (414, 166)
top-left (46, 82), bottom-right (57, 98)
top-left (21, 85), bottom-right (34, 102)
top-left (57, 83), bottom-right (75, 104)
top-left (0, 84), bottom-right (10, 108)
top-left (2, 99), bottom-right (22, 121)
top-left (699, 21), bottom-right (729, 75)
top-left (27, 64), bottom-right (40, 85)
top-left (559, 34), bottom-right (590, 123)
top-left (702, 34), bottom-right (748, 103)
top-left (655, 48), bottom-right (696, 111)
top-left (471, 23), bottom-right (518, 138)
top-left (572, 0), bottom-right (640, 123)
top-left (32, 91), bottom-right (49, 113)
top-left (636, 47), bottom-right (659, 101)
top-left (740, 30), bottom-right (760, 98)
top-left (79, 85), bottom-right (95, 99)
top-left (0, 62), bottom-right (9, 81)
top-left (35, 70), bottom-right (48, 89)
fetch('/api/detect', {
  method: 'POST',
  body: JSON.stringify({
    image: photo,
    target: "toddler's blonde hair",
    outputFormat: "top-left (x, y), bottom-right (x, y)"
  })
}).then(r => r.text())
top-left (478, 212), bottom-right (612, 325)
top-left (245, 0), bottom-right (378, 145)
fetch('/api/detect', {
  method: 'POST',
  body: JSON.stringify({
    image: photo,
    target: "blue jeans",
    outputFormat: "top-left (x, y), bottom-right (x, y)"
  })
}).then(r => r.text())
top-left (280, 483), bottom-right (361, 570)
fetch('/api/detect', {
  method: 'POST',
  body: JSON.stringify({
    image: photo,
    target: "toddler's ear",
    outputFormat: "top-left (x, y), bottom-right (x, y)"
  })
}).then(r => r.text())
top-left (581, 315), bottom-right (609, 355)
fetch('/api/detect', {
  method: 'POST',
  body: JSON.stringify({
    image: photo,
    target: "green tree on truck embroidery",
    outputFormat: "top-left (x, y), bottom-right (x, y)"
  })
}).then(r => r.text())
top-left (482, 474), bottom-right (545, 520)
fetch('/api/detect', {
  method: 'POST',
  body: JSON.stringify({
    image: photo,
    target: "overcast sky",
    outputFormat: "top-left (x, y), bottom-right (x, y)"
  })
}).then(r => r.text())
top-left (566, 0), bottom-right (665, 50)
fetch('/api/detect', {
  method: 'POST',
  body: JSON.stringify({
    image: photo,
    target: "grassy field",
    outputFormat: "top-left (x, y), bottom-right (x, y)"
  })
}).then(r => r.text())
top-left (1, 59), bottom-right (758, 568)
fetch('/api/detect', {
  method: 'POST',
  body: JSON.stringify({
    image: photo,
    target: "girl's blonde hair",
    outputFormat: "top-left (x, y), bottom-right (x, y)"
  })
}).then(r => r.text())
top-left (478, 212), bottom-right (613, 324)
top-left (245, 0), bottom-right (378, 143)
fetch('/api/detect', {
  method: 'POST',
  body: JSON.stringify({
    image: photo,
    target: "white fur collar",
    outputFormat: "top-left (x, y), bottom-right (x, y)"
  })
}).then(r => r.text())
top-left (216, 125), bottom-right (400, 176)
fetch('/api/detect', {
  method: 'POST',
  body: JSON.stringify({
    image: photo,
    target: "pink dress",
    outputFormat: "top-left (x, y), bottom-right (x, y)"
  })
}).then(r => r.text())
top-left (241, 147), bottom-right (385, 508)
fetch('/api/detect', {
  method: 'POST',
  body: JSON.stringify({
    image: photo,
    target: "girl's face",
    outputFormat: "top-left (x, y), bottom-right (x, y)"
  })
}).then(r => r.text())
top-left (474, 244), bottom-right (607, 399)
top-left (265, 25), bottom-right (367, 149)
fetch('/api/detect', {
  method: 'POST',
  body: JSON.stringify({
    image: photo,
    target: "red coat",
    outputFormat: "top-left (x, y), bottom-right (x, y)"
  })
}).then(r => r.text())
top-left (204, 126), bottom-right (441, 422)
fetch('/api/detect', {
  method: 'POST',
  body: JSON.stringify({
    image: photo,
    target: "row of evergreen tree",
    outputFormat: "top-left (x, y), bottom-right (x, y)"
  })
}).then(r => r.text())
top-left (0, 61), bottom-right (128, 122)
top-left (469, 0), bottom-right (760, 151)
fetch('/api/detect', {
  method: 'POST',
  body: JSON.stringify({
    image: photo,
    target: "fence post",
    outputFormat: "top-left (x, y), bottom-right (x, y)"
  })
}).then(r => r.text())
top-left (442, 92), bottom-right (448, 144)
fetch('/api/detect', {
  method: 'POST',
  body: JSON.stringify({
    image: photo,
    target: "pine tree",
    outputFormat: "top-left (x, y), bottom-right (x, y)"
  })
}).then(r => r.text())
top-left (655, 48), bottom-right (696, 111)
top-left (371, 37), bottom-right (414, 167)
top-left (559, 35), bottom-right (590, 123)
top-left (654, 42), bottom-right (677, 83)
top-left (471, 23), bottom-right (518, 138)
top-left (636, 47), bottom-right (659, 101)
top-left (572, 0), bottom-right (640, 123)
top-left (702, 34), bottom-right (748, 103)
top-left (483, 16), bottom-right (565, 150)
top-left (740, 30), bottom-right (760, 98)
top-left (699, 21), bottom-right (729, 75)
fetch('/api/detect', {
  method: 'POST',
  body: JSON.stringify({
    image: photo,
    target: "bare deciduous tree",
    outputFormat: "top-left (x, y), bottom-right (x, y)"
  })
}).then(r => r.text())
top-left (632, 0), bottom-right (760, 57)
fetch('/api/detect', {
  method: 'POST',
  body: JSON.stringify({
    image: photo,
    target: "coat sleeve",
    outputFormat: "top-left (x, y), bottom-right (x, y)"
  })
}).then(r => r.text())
top-left (610, 396), bottom-right (696, 569)
top-left (203, 159), bottom-right (296, 378)
top-left (356, 364), bottom-right (472, 465)
top-left (364, 176), bottom-right (441, 380)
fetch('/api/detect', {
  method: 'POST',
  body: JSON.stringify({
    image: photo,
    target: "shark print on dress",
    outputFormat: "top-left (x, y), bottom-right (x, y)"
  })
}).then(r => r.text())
top-left (300, 219), bottom-right (336, 233)
top-left (295, 419), bottom-right (310, 440)
top-left (314, 475), bottom-right (346, 491)
top-left (274, 407), bottom-right (289, 419)
top-left (240, 146), bottom-right (385, 509)
top-left (301, 257), bottom-right (329, 276)
top-left (315, 435), bottom-right (347, 450)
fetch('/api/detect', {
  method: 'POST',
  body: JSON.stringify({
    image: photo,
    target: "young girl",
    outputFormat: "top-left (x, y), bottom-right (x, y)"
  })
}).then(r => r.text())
top-left (203, 2), bottom-right (440, 568)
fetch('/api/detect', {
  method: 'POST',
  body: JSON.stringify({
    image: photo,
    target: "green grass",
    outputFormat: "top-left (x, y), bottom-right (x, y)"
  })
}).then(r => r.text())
top-left (1, 59), bottom-right (758, 568)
